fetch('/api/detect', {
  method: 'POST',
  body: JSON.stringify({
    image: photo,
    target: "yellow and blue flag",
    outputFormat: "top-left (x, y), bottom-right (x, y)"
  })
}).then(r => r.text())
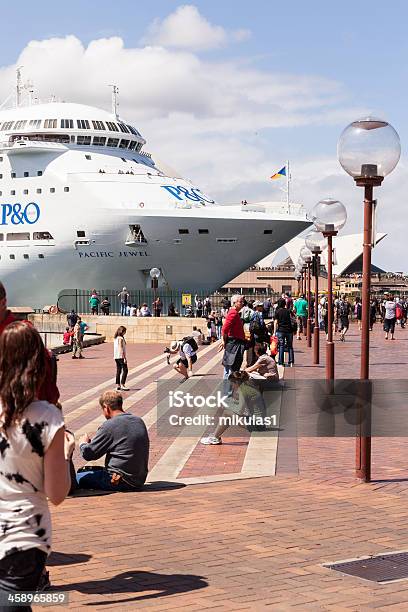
top-left (270, 166), bottom-right (286, 180)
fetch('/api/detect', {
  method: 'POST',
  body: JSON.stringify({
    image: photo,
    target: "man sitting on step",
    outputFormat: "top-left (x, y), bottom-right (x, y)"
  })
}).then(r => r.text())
top-left (76, 390), bottom-right (149, 492)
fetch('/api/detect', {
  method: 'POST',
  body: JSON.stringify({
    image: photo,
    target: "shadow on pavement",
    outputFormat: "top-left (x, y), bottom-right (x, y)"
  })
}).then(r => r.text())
top-left (48, 552), bottom-right (92, 566)
top-left (372, 478), bottom-right (408, 484)
top-left (59, 569), bottom-right (208, 605)
top-left (68, 482), bottom-right (186, 497)
top-left (68, 489), bottom-right (115, 498)
top-left (143, 481), bottom-right (186, 491)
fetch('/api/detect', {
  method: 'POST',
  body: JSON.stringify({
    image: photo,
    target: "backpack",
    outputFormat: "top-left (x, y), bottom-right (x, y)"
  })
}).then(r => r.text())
top-left (339, 301), bottom-right (349, 317)
top-left (249, 315), bottom-right (263, 335)
top-left (182, 336), bottom-right (198, 352)
top-left (240, 307), bottom-right (253, 324)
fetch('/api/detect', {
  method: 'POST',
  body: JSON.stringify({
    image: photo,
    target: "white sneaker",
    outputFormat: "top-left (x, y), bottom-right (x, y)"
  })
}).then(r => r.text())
top-left (200, 435), bottom-right (222, 445)
top-left (120, 386), bottom-right (129, 391)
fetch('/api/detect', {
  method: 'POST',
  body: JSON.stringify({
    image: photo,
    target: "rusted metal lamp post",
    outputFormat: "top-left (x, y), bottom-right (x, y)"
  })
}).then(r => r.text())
top-left (305, 230), bottom-right (326, 364)
top-left (309, 199), bottom-right (348, 379)
top-left (306, 261), bottom-right (312, 347)
top-left (293, 263), bottom-right (302, 295)
top-left (300, 247), bottom-right (313, 348)
top-left (295, 271), bottom-right (302, 295)
top-left (338, 117), bottom-right (400, 482)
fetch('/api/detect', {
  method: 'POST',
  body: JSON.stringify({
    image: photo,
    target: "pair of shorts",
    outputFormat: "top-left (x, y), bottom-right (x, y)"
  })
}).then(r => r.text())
top-left (176, 354), bottom-right (197, 368)
top-left (297, 315), bottom-right (307, 332)
top-left (384, 318), bottom-right (396, 333)
top-left (339, 317), bottom-right (349, 331)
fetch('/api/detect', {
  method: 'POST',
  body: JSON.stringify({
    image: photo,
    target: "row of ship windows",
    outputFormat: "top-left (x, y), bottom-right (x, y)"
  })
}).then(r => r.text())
top-left (1, 119), bottom-right (141, 136)
top-left (0, 231), bottom-right (86, 241)
top-left (177, 229), bottom-right (273, 235)
top-left (4, 134), bottom-right (143, 151)
top-left (0, 171), bottom-right (43, 177)
top-left (3, 254), bottom-right (45, 260)
top-left (76, 135), bottom-right (141, 149)
top-left (0, 232), bottom-right (53, 241)
top-left (0, 187), bottom-right (69, 195)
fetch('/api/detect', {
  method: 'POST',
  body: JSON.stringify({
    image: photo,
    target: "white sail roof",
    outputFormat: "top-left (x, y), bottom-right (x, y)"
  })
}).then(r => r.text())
top-left (258, 232), bottom-right (387, 275)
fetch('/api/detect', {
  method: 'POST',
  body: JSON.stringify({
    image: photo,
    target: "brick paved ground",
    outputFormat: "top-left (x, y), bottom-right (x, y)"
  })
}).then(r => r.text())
top-left (44, 322), bottom-right (408, 610)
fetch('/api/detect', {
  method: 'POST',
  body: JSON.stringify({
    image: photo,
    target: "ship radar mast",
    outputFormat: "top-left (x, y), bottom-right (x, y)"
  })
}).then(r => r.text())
top-left (16, 66), bottom-right (23, 107)
top-left (109, 84), bottom-right (119, 119)
top-left (15, 67), bottom-right (37, 107)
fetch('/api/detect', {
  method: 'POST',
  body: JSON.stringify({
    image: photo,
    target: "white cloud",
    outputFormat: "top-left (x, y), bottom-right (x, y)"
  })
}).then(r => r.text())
top-left (0, 31), bottom-right (355, 131)
top-left (142, 5), bottom-right (250, 51)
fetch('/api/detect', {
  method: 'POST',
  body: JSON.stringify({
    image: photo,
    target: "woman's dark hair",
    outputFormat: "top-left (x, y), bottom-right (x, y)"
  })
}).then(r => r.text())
top-left (277, 298), bottom-right (286, 309)
top-left (0, 322), bottom-right (46, 431)
top-left (228, 371), bottom-right (250, 385)
top-left (114, 326), bottom-right (127, 338)
top-left (255, 343), bottom-right (268, 356)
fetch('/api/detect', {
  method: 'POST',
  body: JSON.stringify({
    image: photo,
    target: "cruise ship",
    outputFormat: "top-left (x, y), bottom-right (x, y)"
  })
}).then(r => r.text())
top-left (0, 93), bottom-right (310, 308)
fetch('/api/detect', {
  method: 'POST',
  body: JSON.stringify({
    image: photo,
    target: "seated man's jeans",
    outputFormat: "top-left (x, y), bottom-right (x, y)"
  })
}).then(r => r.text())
top-left (0, 548), bottom-right (47, 612)
top-left (76, 468), bottom-right (142, 492)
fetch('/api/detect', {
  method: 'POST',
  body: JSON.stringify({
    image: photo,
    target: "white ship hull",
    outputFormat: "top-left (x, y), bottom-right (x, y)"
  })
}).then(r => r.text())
top-left (0, 101), bottom-right (310, 307)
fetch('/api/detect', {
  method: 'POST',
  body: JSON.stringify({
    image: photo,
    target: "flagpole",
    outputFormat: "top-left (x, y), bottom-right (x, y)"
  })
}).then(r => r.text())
top-left (286, 159), bottom-right (290, 210)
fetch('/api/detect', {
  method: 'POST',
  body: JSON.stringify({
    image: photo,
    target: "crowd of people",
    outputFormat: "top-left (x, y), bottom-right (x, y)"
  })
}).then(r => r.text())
top-left (3, 275), bottom-right (407, 598)
top-left (198, 290), bottom-right (406, 445)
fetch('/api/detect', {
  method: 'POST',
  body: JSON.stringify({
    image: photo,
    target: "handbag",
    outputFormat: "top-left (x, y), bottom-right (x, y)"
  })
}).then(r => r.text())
top-left (270, 335), bottom-right (278, 357)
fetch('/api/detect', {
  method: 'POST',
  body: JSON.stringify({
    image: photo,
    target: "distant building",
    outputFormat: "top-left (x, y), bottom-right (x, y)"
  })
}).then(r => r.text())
top-left (222, 232), bottom-right (408, 297)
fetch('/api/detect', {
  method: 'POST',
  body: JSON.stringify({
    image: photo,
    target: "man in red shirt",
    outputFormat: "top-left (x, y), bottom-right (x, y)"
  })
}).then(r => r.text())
top-left (0, 282), bottom-right (60, 405)
top-left (221, 294), bottom-right (246, 387)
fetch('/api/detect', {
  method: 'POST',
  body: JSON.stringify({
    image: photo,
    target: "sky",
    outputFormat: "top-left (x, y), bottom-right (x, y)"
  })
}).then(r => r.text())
top-left (0, 0), bottom-right (406, 270)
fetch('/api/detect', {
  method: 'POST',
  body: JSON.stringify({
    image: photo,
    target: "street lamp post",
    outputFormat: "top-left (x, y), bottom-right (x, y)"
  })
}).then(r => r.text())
top-left (305, 230), bottom-right (326, 364)
top-left (312, 247), bottom-right (321, 364)
top-left (309, 198), bottom-right (347, 379)
top-left (295, 272), bottom-right (302, 295)
top-left (293, 264), bottom-right (302, 295)
top-left (149, 267), bottom-right (161, 316)
top-left (306, 262), bottom-right (312, 347)
top-left (300, 247), bottom-right (313, 349)
top-left (338, 117), bottom-right (400, 482)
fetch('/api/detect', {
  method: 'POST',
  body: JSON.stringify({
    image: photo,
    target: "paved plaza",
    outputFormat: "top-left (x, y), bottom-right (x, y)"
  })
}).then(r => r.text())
top-left (47, 323), bottom-right (408, 610)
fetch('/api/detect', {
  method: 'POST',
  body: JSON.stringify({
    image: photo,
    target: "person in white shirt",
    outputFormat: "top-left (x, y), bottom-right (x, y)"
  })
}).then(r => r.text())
top-left (384, 296), bottom-right (397, 340)
top-left (169, 339), bottom-right (198, 380)
top-left (0, 321), bottom-right (74, 596)
top-left (113, 326), bottom-right (129, 390)
top-left (139, 303), bottom-right (151, 317)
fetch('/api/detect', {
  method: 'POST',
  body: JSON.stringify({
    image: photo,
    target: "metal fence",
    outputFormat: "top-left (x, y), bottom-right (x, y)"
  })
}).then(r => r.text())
top-left (57, 289), bottom-right (281, 315)
top-left (58, 289), bottom-right (207, 316)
